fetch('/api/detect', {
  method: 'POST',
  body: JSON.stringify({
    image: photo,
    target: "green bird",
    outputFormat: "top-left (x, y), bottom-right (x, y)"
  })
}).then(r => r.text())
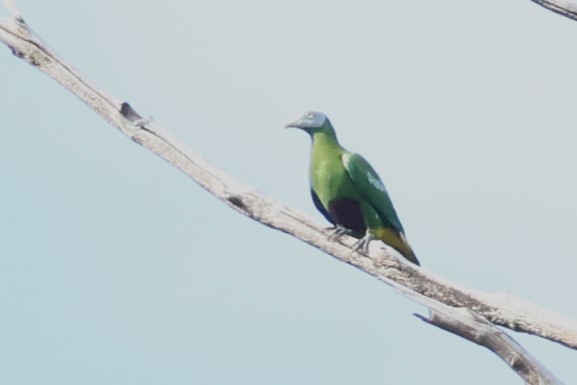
top-left (286, 111), bottom-right (420, 265)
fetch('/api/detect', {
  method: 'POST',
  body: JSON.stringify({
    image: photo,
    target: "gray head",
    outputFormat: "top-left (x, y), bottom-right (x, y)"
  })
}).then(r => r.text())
top-left (284, 111), bottom-right (336, 137)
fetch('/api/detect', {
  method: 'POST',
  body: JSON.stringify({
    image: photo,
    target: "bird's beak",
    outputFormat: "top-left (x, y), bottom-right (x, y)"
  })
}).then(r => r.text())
top-left (284, 121), bottom-right (298, 129)
top-left (284, 118), bottom-right (304, 129)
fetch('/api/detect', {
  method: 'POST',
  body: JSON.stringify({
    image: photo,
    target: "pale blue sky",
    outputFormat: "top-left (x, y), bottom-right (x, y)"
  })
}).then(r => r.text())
top-left (1, 0), bottom-right (576, 384)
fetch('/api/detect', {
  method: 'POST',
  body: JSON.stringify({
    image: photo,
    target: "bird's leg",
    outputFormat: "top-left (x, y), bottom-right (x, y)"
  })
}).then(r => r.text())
top-left (326, 225), bottom-right (352, 241)
top-left (352, 232), bottom-right (374, 255)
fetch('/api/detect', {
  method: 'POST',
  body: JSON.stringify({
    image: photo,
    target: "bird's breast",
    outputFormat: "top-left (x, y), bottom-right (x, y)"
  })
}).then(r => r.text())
top-left (310, 157), bottom-right (356, 206)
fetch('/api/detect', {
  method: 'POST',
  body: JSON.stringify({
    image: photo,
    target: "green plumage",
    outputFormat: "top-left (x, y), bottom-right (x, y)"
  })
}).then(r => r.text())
top-left (286, 111), bottom-right (419, 265)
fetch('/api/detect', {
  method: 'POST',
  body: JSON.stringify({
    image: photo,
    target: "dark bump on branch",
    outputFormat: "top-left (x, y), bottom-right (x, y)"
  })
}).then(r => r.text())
top-left (8, 46), bottom-right (40, 67)
top-left (511, 356), bottom-right (529, 373)
top-left (9, 46), bottom-right (24, 58)
top-left (130, 136), bottom-right (144, 145)
top-left (227, 195), bottom-right (247, 211)
top-left (120, 102), bottom-right (142, 122)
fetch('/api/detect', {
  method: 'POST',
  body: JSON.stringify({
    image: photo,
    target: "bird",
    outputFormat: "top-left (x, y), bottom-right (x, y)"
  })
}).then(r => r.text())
top-left (285, 111), bottom-right (420, 265)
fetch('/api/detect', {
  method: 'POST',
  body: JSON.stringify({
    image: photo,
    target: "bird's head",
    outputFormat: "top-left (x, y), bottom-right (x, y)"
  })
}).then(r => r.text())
top-left (284, 111), bottom-right (336, 137)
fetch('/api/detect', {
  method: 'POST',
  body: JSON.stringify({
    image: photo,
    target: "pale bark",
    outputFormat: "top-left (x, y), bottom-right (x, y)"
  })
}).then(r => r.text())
top-left (1, 1), bottom-right (575, 384)
top-left (530, 0), bottom-right (577, 21)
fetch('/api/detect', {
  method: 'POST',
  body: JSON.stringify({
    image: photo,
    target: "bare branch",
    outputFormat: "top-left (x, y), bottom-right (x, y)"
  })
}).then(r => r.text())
top-left (530, 0), bottom-right (577, 22)
top-left (1, 1), bottom-right (576, 351)
top-left (0, 4), bottom-right (574, 384)
top-left (406, 284), bottom-right (564, 385)
top-left (417, 308), bottom-right (562, 385)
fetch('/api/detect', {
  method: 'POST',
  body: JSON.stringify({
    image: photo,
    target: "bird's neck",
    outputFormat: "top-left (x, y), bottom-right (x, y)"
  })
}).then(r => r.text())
top-left (311, 130), bottom-right (339, 148)
top-left (310, 131), bottom-right (343, 159)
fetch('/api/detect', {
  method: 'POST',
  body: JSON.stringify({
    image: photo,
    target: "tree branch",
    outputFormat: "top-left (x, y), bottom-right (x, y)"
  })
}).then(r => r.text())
top-left (0, 3), bottom-right (573, 384)
top-left (3, 8), bottom-right (575, 351)
top-left (530, 0), bottom-right (577, 22)
top-left (413, 308), bottom-right (560, 383)
top-left (417, 308), bottom-right (562, 385)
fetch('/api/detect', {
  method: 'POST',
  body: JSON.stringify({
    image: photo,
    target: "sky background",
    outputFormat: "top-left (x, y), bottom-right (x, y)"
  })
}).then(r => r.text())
top-left (1, 0), bottom-right (577, 384)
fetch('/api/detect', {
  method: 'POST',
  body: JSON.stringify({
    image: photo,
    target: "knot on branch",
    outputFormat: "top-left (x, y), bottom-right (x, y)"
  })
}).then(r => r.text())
top-left (227, 195), bottom-right (248, 211)
top-left (120, 102), bottom-right (142, 122)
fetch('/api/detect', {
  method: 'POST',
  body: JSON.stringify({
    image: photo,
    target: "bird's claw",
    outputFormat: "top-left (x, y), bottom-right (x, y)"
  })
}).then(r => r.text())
top-left (326, 226), bottom-right (351, 241)
top-left (352, 233), bottom-right (374, 256)
top-left (326, 228), bottom-right (374, 256)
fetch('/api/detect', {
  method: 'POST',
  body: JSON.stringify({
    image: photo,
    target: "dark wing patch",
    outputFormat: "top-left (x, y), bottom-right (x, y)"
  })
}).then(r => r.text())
top-left (328, 199), bottom-right (365, 234)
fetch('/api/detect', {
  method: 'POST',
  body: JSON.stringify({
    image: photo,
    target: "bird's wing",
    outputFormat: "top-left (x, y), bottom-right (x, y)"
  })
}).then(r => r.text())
top-left (311, 189), bottom-right (335, 225)
top-left (341, 152), bottom-right (405, 233)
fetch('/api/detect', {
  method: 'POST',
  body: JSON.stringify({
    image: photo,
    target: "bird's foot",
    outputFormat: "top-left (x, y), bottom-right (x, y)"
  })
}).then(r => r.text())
top-left (326, 226), bottom-right (352, 241)
top-left (351, 233), bottom-right (374, 255)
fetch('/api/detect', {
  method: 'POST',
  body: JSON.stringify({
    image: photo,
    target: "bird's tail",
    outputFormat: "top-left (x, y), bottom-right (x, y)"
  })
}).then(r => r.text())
top-left (373, 228), bottom-right (420, 266)
top-left (399, 245), bottom-right (420, 266)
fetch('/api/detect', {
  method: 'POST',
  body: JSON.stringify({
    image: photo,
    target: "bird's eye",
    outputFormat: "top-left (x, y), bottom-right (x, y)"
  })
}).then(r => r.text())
top-left (307, 113), bottom-right (314, 119)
